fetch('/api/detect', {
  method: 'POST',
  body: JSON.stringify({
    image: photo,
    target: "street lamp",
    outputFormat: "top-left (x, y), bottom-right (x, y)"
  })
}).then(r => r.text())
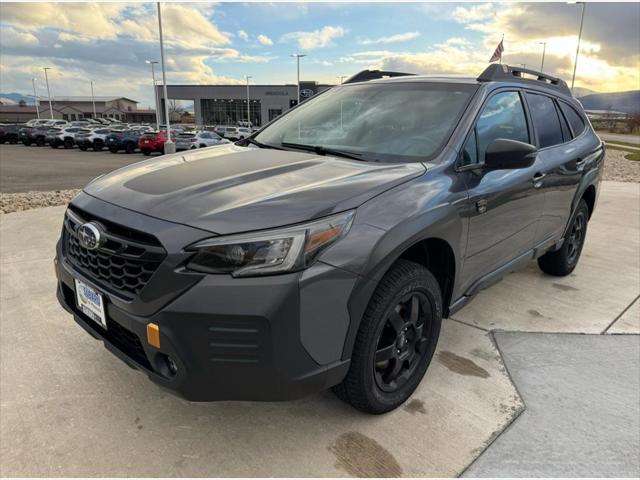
top-left (539, 42), bottom-right (547, 72)
top-left (31, 78), bottom-right (40, 119)
top-left (42, 67), bottom-right (53, 119)
top-left (519, 63), bottom-right (527, 71)
top-left (570, 2), bottom-right (587, 93)
top-left (145, 60), bottom-right (160, 130)
top-left (156, 2), bottom-right (174, 153)
top-left (245, 75), bottom-right (252, 127)
top-left (337, 75), bottom-right (346, 84)
top-left (90, 80), bottom-right (97, 119)
top-left (290, 54), bottom-right (307, 103)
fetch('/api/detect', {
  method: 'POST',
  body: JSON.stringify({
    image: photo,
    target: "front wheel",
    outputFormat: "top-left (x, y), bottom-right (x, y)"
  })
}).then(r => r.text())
top-left (125, 142), bottom-right (136, 154)
top-left (333, 259), bottom-right (442, 414)
top-left (538, 199), bottom-right (589, 276)
top-left (64, 139), bottom-right (74, 149)
top-left (93, 141), bottom-right (103, 151)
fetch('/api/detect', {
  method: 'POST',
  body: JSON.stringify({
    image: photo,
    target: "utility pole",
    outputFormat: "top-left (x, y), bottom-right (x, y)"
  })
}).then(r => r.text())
top-left (337, 75), bottom-right (346, 84)
top-left (90, 80), bottom-right (97, 119)
top-left (146, 60), bottom-right (160, 130)
top-left (43, 67), bottom-right (53, 119)
top-left (571, 2), bottom-right (587, 93)
top-left (245, 75), bottom-right (252, 126)
top-left (290, 54), bottom-right (307, 103)
top-left (31, 78), bottom-right (40, 119)
top-left (539, 42), bottom-right (547, 72)
top-left (157, 2), bottom-right (174, 153)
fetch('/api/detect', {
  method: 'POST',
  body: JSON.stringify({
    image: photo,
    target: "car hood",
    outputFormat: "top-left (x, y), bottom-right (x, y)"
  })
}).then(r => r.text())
top-left (84, 144), bottom-right (425, 234)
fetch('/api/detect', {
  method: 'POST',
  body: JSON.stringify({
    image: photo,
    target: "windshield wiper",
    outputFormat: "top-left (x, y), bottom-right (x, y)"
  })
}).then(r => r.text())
top-left (238, 137), bottom-right (285, 150)
top-left (280, 142), bottom-right (365, 161)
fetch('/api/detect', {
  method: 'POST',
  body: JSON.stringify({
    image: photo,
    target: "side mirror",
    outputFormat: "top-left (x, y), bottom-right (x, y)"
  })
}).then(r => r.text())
top-left (484, 138), bottom-right (537, 170)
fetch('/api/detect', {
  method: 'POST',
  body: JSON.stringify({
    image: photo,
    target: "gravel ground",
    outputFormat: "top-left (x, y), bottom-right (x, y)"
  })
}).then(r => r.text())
top-left (603, 149), bottom-right (640, 182)
top-left (0, 150), bottom-right (637, 215)
top-left (0, 189), bottom-right (80, 214)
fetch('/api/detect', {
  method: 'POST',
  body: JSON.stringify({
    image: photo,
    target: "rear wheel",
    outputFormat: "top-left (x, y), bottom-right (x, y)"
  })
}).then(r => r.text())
top-left (125, 142), bottom-right (136, 154)
top-left (64, 138), bottom-right (74, 149)
top-left (109, 147), bottom-right (118, 154)
top-left (538, 199), bottom-right (589, 276)
top-left (333, 259), bottom-right (442, 414)
top-left (79, 145), bottom-right (88, 151)
top-left (36, 136), bottom-right (45, 147)
top-left (142, 149), bottom-right (151, 156)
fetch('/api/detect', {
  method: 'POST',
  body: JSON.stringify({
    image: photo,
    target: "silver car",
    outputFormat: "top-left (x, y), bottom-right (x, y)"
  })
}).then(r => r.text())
top-left (175, 131), bottom-right (230, 151)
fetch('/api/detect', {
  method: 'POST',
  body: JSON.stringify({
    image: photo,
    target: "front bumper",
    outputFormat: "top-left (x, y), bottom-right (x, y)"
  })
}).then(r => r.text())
top-left (54, 196), bottom-right (354, 401)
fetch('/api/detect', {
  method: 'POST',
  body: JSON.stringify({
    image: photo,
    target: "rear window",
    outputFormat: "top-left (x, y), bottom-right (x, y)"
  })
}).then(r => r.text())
top-left (525, 93), bottom-right (564, 148)
top-left (559, 102), bottom-right (586, 137)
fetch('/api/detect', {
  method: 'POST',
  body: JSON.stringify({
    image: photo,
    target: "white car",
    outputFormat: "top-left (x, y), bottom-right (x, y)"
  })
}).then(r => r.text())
top-left (223, 126), bottom-right (252, 141)
top-left (175, 131), bottom-right (230, 151)
top-left (75, 128), bottom-right (112, 151)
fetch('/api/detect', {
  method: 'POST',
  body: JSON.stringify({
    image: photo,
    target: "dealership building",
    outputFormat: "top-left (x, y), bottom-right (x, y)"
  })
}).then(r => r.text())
top-left (156, 81), bottom-right (333, 127)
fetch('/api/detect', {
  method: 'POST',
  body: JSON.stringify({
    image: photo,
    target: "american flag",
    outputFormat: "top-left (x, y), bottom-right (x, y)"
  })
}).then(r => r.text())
top-left (490, 39), bottom-right (504, 63)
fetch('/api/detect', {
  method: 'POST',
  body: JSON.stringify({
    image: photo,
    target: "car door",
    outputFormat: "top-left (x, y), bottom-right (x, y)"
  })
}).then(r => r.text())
top-left (458, 90), bottom-right (545, 293)
top-left (525, 93), bottom-right (594, 242)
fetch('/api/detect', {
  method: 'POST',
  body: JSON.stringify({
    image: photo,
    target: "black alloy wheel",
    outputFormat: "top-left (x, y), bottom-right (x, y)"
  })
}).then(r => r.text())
top-left (333, 259), bottom-right (443, 414)
top-left (538, 199), bottom-right (589, 276)
top-left (374, 292), bottom-right (431, 393)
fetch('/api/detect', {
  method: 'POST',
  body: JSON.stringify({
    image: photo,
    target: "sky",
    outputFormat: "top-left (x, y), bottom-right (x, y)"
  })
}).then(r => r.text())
top-left (1, 2), bottom-right (639, 109)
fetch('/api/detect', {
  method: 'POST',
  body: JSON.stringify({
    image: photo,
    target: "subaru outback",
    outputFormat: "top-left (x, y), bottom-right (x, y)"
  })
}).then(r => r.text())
top-left (55, 65), bottom-right (603, 413)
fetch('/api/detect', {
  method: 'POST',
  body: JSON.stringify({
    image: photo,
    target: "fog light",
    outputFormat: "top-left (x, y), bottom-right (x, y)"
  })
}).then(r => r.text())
top-left (166, 357), bottom-right (178, 375)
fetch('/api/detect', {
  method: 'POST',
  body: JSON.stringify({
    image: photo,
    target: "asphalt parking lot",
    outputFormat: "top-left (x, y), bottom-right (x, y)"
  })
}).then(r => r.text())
top-left (1, 181), bottom-right (637, 476)
top-left (0, 144), bottom-right (152, 193)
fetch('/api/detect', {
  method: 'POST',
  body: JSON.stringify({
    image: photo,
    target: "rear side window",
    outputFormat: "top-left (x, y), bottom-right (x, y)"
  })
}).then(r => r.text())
top-left (525, 93), bottom-right (564, 148)
top-left (559, 102), bottom-right (586, 137)
top-left (556, 102), bottom-right (572, 142)
top-left (474, 91), bottom-right (529, 164)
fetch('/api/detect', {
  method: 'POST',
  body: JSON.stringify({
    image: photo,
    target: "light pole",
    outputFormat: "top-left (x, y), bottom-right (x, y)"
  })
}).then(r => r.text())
top-left (157, 2), bottom-right (174, 153)
top-left (519, 63), bottom-right (527, 71)
top-left (337, 75), bottom-right (346, 84)
top-left (539, 42), bottom-right (547, 72)
top-left (290, 54), bottom-right (306, 103)
top-left (31, 78), bottom-right (40, 119)
top-left (245, 75), bottom-right (252, 126)
top-left (146, 60), bottom-right (160, 130)
top-left (90, 80), bottom-right (97, 119)
top-left (42, 67), bottom-right (53, 119)
top-left (570, 2), bottom-right (586, 93)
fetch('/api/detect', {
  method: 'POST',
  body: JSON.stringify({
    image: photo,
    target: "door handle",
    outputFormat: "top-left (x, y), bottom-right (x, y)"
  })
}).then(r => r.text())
top-left (532, 172), bottom-right (547, 188)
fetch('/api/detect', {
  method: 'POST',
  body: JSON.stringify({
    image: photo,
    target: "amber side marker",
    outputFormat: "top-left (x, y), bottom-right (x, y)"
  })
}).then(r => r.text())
top-left (146, 323), bottom-right (161, 348)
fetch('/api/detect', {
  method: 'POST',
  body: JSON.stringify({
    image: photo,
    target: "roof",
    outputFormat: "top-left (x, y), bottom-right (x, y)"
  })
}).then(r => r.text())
top-left (52, 96), bottom-right (138, 103)
top-left (0, 105), bottom-right (39, 113)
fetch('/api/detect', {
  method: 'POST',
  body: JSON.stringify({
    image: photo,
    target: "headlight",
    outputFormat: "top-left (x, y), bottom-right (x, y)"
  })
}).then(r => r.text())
top-left (185, 210), bottom-right (355, 277)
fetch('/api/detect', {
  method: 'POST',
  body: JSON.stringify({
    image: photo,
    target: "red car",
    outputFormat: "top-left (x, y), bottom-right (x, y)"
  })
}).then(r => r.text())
top-left (138, 130), bottom-right (177, 156)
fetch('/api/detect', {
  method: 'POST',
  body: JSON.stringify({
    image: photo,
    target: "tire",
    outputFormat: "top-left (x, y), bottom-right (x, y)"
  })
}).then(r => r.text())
top-left (51, 142), bottom-right (58, 149)
top-left (142, 149), bottom-right (151, 156)
top-left (93, 141), bottom-right (103, 151)
top-left (109, 147), bottom-right (118, 154)
top-left (125, 142), bottom-right (135, 154)
top-left (23, 140), bottom-right (32, 146)
top-left (79, 145), bottom-right (88, 151)
top-left (36, 137), bottom-right (45, 147)
top-left (333, 259), bottom-right (443, 414)
top-left (64, 139), bottom-right (74, 149)
top-left (538, 199), bottom-right (589, 276)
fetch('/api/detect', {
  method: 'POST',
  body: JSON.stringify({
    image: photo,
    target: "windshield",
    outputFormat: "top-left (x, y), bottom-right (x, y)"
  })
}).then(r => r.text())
top-left (255, 82), bottom-right (477, 162)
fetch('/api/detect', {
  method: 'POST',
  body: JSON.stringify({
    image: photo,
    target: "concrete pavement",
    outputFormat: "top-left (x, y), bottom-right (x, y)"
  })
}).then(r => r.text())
top-left (0, 181), bottom-right (638, 476)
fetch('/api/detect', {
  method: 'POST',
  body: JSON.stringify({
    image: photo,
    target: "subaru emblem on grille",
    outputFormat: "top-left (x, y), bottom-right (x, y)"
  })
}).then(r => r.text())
top-left (77, 222), bottom-right (104, 250)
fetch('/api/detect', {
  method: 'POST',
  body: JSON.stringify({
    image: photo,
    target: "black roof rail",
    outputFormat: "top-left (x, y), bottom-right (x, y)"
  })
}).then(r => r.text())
top-left (477, 64), bottom-right (571, 96)
top-left (343, 69), bottom-right (415, 84)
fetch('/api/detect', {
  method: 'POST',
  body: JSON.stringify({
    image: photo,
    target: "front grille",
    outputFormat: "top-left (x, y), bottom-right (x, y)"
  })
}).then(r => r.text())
top-left (63, 206), bottom-right (166, 298)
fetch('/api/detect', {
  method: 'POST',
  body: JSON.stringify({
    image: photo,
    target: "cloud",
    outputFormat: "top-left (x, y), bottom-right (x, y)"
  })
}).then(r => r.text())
top-left (280, 25), bottom-right (346, 49)
top-left (359, 32), bottom-right (420, 45)
top-left (257, 34), bottom-right (273, 46)
top-left (237, 30), bottom-right (248, 41)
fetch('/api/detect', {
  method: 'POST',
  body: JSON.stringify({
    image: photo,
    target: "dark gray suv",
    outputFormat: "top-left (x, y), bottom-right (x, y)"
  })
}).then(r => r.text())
top-left (55, 65), bottom-right (603, 413)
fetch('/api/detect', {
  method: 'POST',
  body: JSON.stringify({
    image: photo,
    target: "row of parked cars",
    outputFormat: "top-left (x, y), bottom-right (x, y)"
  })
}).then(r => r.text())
top-left (0, 118), bottom-right (259, 155)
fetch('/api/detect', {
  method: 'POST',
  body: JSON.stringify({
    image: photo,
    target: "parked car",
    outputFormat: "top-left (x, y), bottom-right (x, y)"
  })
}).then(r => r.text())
top-left (214, 125), bottom-right (229, 137)
top-left (106, 129), bottom-right (141, 154)
top-left (0, 124), bottom-right (21, 144)
top-left (138, 130), bottom-right (179, 155)
top-left (47, 127), bottom-right (84, 149)
top-left (54, 65), bottom-right (603, 414)
top-left (175, 131), bottom-right (230, 150)
top-left (75, 128), bottom-right (112, 151)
